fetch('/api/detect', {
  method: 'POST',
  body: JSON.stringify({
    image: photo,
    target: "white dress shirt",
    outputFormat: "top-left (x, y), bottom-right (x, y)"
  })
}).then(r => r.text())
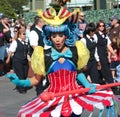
top-left (29, 26), bottom-right (43, 47)
top-left (98, 31), bottom-right (111, 46)
top-left (81, 34), bottom-right (100, 62)
top-left (8, 38), bottom-right (24, 53)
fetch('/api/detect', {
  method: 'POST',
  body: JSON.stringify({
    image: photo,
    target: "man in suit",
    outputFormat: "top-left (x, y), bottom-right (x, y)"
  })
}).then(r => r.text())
top-left (28, 16), bottom-right (49, 95)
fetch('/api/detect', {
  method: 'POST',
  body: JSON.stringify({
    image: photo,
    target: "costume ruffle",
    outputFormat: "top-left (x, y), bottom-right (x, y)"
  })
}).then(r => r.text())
top-left (18, 89), bottom-right (114, 117)
top-left (18, 70), bottom-right (114, 117)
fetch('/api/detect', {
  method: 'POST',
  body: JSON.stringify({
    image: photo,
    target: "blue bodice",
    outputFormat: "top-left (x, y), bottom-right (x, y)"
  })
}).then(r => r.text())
top-left (47, 59), bottom-right (76, 74)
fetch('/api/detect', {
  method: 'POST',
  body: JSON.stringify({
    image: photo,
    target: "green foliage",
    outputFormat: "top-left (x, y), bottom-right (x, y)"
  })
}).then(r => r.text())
top-left (24, 12), bottom-right (37, 26)
top-left (6, 0), bottom-right (29, 15)
top-left (0, 0), bottom-right (16, 18)
top-left (85, 8), bottom-right (120, 23)
top-left (0, 0), bottom-right (29, 19)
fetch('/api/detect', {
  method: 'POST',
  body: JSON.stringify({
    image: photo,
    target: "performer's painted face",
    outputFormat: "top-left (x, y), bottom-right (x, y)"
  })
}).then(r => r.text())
top-left (50, 32), bottom-right (66, 50)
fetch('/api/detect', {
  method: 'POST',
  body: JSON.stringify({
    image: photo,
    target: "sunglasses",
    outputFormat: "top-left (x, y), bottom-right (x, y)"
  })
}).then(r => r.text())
top-left (14, 30), bottom-right (17, 32)
top-left (22, 33), bottom-right (26, 35)
top-left (99, 25), bottom-right (105, 27)
top-left (80, 15), bottom-right (85, 17)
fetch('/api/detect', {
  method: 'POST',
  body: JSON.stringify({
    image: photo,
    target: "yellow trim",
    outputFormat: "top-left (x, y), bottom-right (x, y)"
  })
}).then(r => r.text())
top-left (31, 46), bottom-right (46, 76)
top-left (37, 7), bottom-right (80, 26)
top-left (75, 41), bottom-right (90, 70)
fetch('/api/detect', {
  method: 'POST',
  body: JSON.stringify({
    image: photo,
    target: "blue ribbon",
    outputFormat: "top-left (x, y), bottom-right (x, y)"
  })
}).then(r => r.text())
top-left (51, 48), bottom-right (72, 60)
top-left (106, 106), bottom-right (115, 117)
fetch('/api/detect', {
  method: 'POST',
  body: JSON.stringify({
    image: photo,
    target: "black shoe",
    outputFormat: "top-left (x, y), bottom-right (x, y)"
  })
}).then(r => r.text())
top-left (18, 89), bottom-right (27, 94)
top-left (17, 87), bottom-right (27, 94)
top-left (13, 87), bottom-right (17, 90)
top-left (25, 86), bottom-right (33, 91)
top-left (113, 90), bottom-right (120, 95)
top-left (112, 87), bottom-right (120, 95)
top-left (0, 71), bottom-right (5, 76)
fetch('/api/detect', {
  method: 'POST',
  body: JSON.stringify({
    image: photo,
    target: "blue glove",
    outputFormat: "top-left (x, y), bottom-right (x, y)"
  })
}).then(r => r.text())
top-left (5, 73), bottom-right (31, 87)
top-left (77, 73), bottom-right (96, 94)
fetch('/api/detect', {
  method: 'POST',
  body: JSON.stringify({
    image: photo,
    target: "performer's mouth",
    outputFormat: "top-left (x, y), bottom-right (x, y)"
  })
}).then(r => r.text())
top-left (56, 44), bottom-right (60, 47)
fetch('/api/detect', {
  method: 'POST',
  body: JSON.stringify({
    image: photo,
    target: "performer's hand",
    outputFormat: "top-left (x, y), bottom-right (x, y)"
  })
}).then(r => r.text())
top-left (77, 73), bottom-right (96, 94)
top-left (5, 73), bottom-right (20, 84)
top-left (34, 73), bottom-right (44, 81)
top-left (87, 84), bottom-right (96, 94)
top-left (5, 73), bottom-right (31, 87)
top-left (82, 65), bottom-right (87, 71)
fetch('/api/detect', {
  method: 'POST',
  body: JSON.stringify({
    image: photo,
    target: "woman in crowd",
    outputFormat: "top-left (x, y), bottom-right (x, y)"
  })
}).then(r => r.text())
top-left (109, 36), bottom-right (120, 81)
top-left (95, 20), bottom-right (119, 94)
top-left (81, 22), bottom-right (102, 84)
top-left (6, 26), bottom-right (29, 94)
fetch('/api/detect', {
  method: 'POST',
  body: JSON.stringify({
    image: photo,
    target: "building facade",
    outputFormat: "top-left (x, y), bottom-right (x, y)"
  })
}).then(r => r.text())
top-left (28, 0), bottom-right (120, 12)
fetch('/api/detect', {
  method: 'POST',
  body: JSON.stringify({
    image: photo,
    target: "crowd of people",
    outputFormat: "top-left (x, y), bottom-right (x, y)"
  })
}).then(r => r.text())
top-left (1, 7), bottom-right (120, 116)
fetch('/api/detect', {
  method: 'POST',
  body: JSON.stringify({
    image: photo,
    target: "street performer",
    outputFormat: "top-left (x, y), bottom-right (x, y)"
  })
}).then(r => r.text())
top-left (6, 7), bottom-right (116, 117)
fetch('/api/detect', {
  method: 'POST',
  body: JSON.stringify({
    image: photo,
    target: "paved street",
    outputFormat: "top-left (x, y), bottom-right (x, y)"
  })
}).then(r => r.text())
top-left (0, 76), bottom-right (36, 117)
top-left (0, 75), bottom-right (120, 117)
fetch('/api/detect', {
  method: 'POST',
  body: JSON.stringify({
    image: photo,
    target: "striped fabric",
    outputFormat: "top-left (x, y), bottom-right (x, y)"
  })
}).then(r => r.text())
top-left (68, 12), bottom-right (79, 23)
top-left (42, 7), bottom-right (71, 20)
top-left (18, 70), bottom-right (114, 117)
top-left (42, 7), bottom-right (79, 24)
top-left (58, 7), bottom-right (71, 19)
top-left (43, 7), bottom-right (56, 19)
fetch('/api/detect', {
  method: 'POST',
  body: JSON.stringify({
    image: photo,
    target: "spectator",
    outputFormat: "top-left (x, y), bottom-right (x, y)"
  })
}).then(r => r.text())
top-left (109, 36), bottom-right (120, 80)
top-left (12, 26), bottom-right (19, 41)
top-left (81, 23), bottom-right (101, 84)
top-left (109, 15), bottom-right (120, 41)
top-left (95, 20), bottom-right (119, 94)
top-left (78, 11), bottom-right (87, 39)
top-left (6, 25), bottom-right (20, 73)
top-left (28, 16), bottom-right (49, 96)
top-left (9, 19), bottom-right (15, 39)
top-left (6, 27), bottom-right (29, 94)
top-left (26, 22), bottom-right (33, 44)
top-left (0, 15), bottom-right (11, 75)
top-left (29, 16), bottom-right (45, 56)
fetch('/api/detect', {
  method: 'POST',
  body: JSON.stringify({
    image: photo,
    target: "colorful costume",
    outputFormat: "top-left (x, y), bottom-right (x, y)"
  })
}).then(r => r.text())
top-left (6, 7), bottom-right (117, 117)
top-left (17, 44), bottom-right (114, 117)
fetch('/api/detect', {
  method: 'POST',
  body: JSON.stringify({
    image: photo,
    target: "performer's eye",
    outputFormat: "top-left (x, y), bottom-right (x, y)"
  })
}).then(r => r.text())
top-left (51, 33), bottom-right (65, 38)
top-left (51, 34), bottom-right (57, 38)
top-left (59, 33), bottom-right (64, 37)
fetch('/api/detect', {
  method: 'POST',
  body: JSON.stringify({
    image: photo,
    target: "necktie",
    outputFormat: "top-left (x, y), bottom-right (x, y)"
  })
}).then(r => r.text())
top-left (90, 37), bottom-right (95, 42)
top-left (51, 48), bottom-right (72, 60)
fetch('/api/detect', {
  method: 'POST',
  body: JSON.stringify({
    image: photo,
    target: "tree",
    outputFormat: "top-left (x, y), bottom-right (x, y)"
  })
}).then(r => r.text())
top-left (6, 0), bottom-right (29, 17)
top-left (0, 0), bottom-right (16, 18)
